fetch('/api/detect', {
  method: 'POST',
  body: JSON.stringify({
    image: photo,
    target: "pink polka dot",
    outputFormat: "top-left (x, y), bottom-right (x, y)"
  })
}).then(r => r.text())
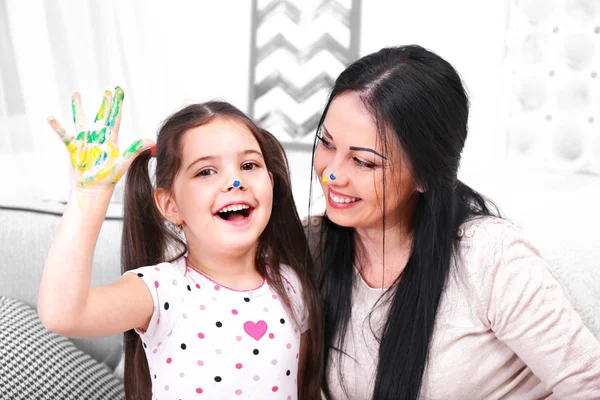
top-left (197, 360), bottom-right (204, 366)
top-left (154, 281), bottom-right (159, 288)
top-left (214, 285), bottom-right (220, 291)
top-left (152, 349), bottom-right (157, 354)
top-left (235, 363), bottom-right (243, 369)
top-left (236, 336), bottom-right (242, 341)
top-left (287, 397), bottom-right (292, 400)
top-left (272, 386), bottom-right (279, 392)
top-left (154, 267), bottom-right (160, 271)
top-left (157, 318), bottom-right (160, 325)
top-left (196, 388), bottom-right (203, 394)
top-left (235, 390), bottom-right (243, 395)
top-left (198, 332), bottom-right (205, 339)
top-left (269, 333), bottom-right (275, 339)
top-left (196, 283), bottom-right (201, 289)
top-left (166, 357), bottom-right (172, 364)
top-left (199, 305), bottom-right (206, 310)
top-left (272, 294), bottom-right (278, 299)
top-left (296, 353), bottom-right (299, 359)
top-left (286, 343), bottom-right (291, 349)
top-left (231, 309), bottom-right (238, 315)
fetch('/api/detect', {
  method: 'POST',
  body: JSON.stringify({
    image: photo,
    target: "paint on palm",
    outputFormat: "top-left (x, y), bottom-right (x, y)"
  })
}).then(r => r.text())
top-left (49, 87), bottom-right (142, 187)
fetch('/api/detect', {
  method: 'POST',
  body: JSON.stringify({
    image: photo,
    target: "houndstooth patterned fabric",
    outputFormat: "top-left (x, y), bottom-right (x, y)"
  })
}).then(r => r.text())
top-left (0, 296), bottom-right (124, 399)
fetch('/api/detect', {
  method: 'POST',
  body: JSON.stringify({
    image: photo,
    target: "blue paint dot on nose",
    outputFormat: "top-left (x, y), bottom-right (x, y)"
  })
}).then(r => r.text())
top-left (329, 173), bottom-right (336, 181)
top-left (233, 180), bottom-right (241, 188)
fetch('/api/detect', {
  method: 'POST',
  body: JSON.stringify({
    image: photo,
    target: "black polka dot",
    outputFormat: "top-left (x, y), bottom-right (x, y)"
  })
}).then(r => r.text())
top-left (164, 302), bottom-right (170, 310)
top-left (280, 318), bottom-right (285, 324)
top-left (143, 342), bottom-right (147, 348)
top-left (214, 376), bottom-right (222, 382)
top-left (286, 370), bottom-right (290, 376)
top-left (137, 273), bottom-right (144, 277)
top-left (253, 349), bottom-right (259, 355)
top-left (244, 297), bottom-right (250, 302)
top-left (216, 321), bottom-right (222, 328)
top-left (154, 374), bottom-right (156, 379)
top-left (187, 285), bottom-right (191, 291)
top-left (181, 343), bottom-right (187, 350)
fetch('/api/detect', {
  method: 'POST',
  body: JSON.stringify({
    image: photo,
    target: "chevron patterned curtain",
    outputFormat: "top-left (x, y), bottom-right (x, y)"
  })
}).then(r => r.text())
top-left (248, 0), bottom-right (362, 151)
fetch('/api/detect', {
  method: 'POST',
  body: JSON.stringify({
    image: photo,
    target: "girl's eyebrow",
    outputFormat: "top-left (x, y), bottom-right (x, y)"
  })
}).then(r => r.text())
top-left (186, 149), bottom-right (264, 172)
top-left (323, 124), bottom-right (387, 160)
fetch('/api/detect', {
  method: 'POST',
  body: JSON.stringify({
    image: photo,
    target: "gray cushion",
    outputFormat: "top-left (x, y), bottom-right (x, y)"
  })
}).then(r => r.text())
top-left (0, 295), bottom-right (124, 399)
top-left (0, 202), bottom-right (123, 369)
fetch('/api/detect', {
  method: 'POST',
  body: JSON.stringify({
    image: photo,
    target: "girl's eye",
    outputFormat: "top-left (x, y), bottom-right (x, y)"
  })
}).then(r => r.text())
top-left (241, 162), bottom-right (259, 170)
top-left (353, 157), bottom-right (376, 169)
top-left (317, 135), bottom-right (334, 149)
top-left (196, 169), bottom-right (216, 177)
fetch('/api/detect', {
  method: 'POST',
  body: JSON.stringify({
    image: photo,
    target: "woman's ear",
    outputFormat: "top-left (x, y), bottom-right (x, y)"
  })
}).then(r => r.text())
top-left (154, 188), bottom-right (182, 225)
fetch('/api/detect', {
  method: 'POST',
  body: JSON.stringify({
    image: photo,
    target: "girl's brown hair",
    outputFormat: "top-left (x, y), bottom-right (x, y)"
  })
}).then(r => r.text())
top-left (121, 102), bottom-right (322, 399)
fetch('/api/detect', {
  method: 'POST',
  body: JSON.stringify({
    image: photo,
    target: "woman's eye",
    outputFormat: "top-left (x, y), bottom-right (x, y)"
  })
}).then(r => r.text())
top-left (241, 162), bottom-right (258, 170)
top-left (196, 169), bottom-right (216, 177)
top-left (317, 136), bottom-right (334, 149)
top-left (353, 157), bottom-right (376, 169)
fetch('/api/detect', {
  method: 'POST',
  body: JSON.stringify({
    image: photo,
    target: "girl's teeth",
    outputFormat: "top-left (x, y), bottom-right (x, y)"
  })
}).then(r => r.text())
top-left (219, 204), bottom-right (250, 213)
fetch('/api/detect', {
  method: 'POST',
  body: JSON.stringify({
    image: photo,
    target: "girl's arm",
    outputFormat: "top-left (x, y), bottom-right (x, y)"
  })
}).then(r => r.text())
top-left (38, 88), bottom-right (154, 338)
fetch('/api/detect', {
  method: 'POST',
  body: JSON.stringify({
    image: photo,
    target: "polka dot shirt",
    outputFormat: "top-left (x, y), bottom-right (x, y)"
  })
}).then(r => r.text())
top-left (126, 257), bottom-right (308, 399)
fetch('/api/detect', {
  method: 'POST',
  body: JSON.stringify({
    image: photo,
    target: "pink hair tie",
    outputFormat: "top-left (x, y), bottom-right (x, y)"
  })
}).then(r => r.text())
top-left (150, 145), bottom-right (157, 157)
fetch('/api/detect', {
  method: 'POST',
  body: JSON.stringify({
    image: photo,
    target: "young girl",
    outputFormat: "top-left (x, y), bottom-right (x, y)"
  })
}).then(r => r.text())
top-left (39, 87), bottom-right (322, 400)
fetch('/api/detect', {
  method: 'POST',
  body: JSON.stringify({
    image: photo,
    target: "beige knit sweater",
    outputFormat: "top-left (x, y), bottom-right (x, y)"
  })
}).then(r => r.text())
top-left (324, 217), bottom-right (600, 399)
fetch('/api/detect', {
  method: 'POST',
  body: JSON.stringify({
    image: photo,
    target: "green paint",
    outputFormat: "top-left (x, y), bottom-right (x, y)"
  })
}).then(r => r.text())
top-left (123, 139), bottom-right (142, 159)
top-left (98, 127), bottom-right (106, 144)
top-left (71, 98), bottom-right (77, 124)
top-left (106, 87), bottom-right (124, 128)
top-left (94, 94), bottom-right (110, 123)
top-left (87, 127), bottom-right (106, 144)
top-left (77, 131), bottom-right (86, 141)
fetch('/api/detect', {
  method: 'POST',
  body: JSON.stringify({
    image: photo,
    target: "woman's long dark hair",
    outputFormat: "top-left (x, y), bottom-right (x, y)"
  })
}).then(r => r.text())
top-left (121, 102), bottom-right (322, 400)
top-left (313, 45), bottom-right (500, 399)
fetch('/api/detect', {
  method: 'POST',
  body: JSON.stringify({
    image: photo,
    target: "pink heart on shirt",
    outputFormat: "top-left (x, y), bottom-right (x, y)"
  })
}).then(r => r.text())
top-left (244, 320), bottom-right (268, 341)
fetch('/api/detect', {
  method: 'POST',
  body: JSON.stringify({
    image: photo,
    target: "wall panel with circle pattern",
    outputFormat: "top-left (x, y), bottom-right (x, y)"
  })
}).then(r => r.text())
top-left (504, 0), bottom-right (599, 174)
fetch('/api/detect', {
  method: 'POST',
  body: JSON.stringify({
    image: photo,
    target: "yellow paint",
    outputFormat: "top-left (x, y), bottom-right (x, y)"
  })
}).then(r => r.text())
top-left (322, 176), bottom-right (327, 183)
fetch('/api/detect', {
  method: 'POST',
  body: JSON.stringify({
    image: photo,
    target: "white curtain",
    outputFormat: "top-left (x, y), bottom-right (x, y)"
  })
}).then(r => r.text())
top-left (0, 0), bottom-right (252, 202)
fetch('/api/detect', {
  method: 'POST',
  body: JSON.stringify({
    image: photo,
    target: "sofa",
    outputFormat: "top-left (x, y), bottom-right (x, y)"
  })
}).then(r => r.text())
top-left (0, 199), bottom-right (125, 399)
top-left (0, 167), bottom-right (598, 399)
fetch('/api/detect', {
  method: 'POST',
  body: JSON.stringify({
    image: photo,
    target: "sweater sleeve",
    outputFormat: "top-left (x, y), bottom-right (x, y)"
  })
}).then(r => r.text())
top-left (478, 223), bottom-right (600, 398)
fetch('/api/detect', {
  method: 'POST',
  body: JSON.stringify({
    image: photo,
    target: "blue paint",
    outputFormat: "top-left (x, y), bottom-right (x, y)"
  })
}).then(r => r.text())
top-left (233, 180), bottom-right (241, 188)
top-left (329, 173), bottom-right (336, 181)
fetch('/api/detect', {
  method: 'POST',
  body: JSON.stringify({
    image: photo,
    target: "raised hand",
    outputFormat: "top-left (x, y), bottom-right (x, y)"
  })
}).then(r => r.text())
top-left (48, 87), bottom-right (154, 189)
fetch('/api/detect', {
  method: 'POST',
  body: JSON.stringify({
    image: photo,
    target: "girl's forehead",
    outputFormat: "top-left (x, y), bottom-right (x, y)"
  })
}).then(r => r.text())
top-left (181, 119), bottom-right (261, 154)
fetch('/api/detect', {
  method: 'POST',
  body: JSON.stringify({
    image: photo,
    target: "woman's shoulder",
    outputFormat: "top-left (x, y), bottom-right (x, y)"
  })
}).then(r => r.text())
top-left (457, 215), bottom-right (527, 248)
top-left (455, 216), bottom-right (545, 280)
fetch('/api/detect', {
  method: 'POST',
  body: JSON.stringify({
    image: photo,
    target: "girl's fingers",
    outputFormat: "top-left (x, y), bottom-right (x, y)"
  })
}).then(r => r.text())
top-left (47, 116), bottom-right (74, 146)
top-left (71, 92), bottom-right (89, 134)
top-left (94, 90), bottom-right (113, 125)
top-left (106, 86), bottom-right (124, 138)
top-left (121, 138), bottom-right (156, 170)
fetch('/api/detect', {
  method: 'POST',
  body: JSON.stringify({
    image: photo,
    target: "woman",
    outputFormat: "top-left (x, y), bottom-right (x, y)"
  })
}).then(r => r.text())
top-left (308, 45), bottom-right (600, 399)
